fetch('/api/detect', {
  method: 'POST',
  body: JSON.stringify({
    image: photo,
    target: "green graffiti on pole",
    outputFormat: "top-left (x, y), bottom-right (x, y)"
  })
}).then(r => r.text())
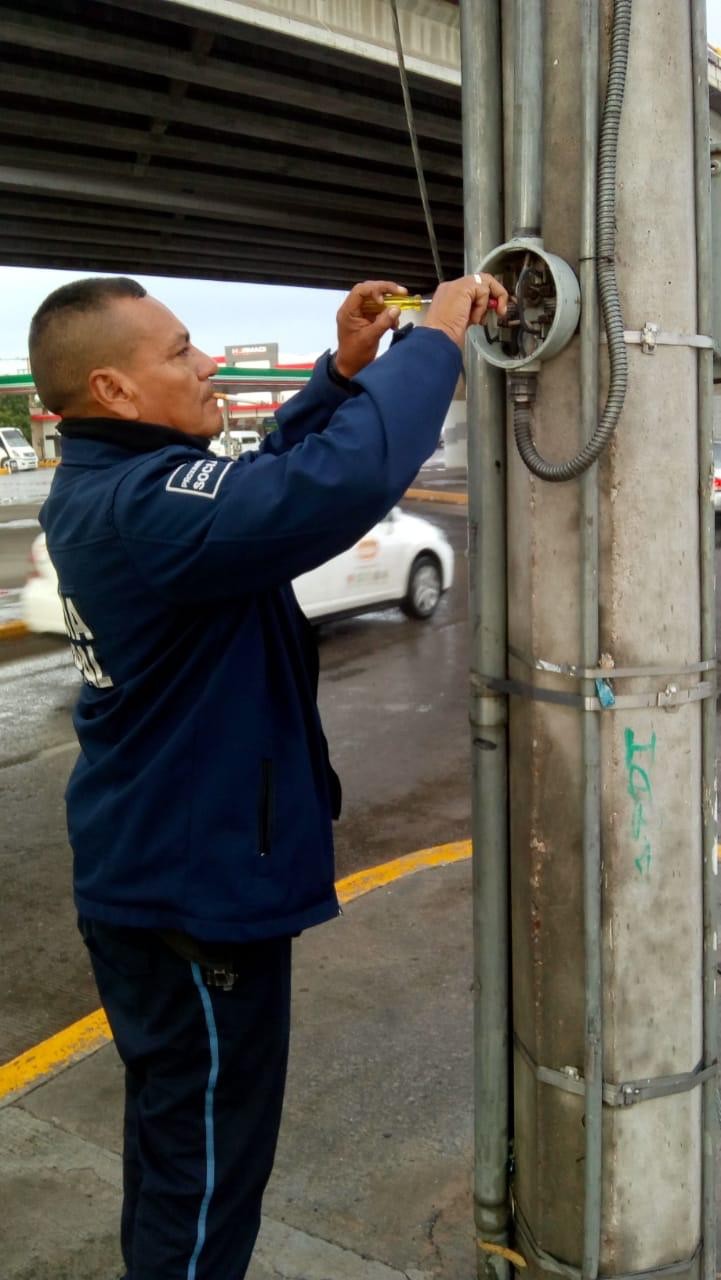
top-left (624, 727), bottom-right (656, 876)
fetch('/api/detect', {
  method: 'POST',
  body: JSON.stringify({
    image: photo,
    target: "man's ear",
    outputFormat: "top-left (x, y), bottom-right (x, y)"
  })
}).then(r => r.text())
top-left (87, 367), bottom-right (140, 420)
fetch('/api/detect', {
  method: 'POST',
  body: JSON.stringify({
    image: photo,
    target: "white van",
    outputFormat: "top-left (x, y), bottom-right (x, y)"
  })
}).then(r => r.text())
top-left (0, 427), bottom-right (39, 472)
top-left (208, 430), bottom-right (261, 460)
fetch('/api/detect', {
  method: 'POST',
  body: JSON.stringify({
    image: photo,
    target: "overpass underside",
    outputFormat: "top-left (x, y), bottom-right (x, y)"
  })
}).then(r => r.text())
top-left (0, 0), bottom-right (464, 292)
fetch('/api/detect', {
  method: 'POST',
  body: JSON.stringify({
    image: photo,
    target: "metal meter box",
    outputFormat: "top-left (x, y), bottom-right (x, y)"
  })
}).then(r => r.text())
top-left (474, 238), bottom-right (580, 370)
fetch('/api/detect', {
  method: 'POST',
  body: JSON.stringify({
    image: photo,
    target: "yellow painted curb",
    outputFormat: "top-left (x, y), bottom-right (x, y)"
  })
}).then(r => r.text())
top-left (405, 487), bottom-right (467, 506)
top-left (0, 620), bottom-right (29, 640)
top-left (336, 839), bottom-right (471, 904)
top-left (0, 839), bottom-right (472, 1103)
top-left (38, 459), bottom-right (59, 468)
top-left (0, 1008), bottom-right (111, 1103)
top-left (0, 466), bottom-right (9, 476)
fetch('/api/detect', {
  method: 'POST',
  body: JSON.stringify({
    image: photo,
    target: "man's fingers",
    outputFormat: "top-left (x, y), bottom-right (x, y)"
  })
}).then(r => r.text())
top-left (341, 280), bottom-right (408, 315)
top-left (365, 306), bottom-right (400, 337)
top-left (352, 280), bottom-right (407, 298)
top-left (473, 272), bottom-right (509, 319)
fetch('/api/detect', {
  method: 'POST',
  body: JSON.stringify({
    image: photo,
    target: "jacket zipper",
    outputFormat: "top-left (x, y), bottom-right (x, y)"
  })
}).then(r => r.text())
top-left (259, 759), bottom-right (273, 857)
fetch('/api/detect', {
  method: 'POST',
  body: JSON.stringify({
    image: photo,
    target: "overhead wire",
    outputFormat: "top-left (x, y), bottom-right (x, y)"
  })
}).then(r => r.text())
top-left (389, 0), bottom-right (445, 284)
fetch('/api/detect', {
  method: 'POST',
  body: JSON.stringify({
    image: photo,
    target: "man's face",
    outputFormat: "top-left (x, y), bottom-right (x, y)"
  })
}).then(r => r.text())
top-left (102, 295), bottom-right (222, 436)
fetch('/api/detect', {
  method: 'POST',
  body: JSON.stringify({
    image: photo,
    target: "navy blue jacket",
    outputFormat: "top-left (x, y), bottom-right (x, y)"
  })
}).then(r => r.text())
top-left (41, 327), bottom-right (462, 941)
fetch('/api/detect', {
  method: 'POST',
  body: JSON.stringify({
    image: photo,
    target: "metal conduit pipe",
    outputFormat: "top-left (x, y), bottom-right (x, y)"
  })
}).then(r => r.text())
top-left (712, 145), bottom-right (721, 358)
top-left (578, 3), bottom-right (603, 1278)
top-left (690, 6), bottom-right (718, 1280)
top-left (460, 4), bottom-right (511, 1278)
top-left (512, 0), bottom-right (632, 484)
top-left (511, 0), bottom-right (543, 239)
top-left (712, 147), bottom-right (721, 363)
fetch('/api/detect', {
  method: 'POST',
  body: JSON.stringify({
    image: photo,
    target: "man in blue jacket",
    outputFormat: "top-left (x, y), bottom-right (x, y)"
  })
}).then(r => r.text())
top-left (30, 270), bottom-right (506, 1280)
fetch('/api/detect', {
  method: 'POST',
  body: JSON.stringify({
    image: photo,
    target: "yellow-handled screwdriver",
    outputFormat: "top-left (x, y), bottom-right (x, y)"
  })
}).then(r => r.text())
top-left (360, 293), bottom-right (432, 316)
top-left (360, 293), bottom-right (505, 317)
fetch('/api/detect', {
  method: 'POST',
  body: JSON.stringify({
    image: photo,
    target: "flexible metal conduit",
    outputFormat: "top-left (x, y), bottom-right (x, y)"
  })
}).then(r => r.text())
top-left (460, 3), bottom-right (511, 1277)
top-left (690, 5), bottom-right (718, 1279)
top-left (513, 0), bottom-right (632, 483)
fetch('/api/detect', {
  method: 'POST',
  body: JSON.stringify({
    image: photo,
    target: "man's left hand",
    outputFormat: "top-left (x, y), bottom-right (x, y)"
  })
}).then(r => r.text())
top-left (334, 280), bottom-right (408, 378)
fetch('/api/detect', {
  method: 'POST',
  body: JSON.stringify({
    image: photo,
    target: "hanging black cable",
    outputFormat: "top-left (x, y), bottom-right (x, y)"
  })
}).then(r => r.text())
top-left (389, 0), bottom-right (445, 283)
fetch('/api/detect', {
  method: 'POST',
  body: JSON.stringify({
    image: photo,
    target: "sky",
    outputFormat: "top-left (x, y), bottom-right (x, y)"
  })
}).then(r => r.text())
top-left (0, 274), bottom-right (347, 369)
top-left (1, 0), bottom-right (719, 368)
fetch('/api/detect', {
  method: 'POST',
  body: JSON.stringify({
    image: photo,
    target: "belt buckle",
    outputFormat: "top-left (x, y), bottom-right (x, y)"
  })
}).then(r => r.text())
top-left (203, 963), bottom-right (236, 992)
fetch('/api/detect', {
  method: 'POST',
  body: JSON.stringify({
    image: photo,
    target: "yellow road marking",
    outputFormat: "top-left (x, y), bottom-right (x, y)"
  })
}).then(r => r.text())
top-left (405, 487), bottom-right (467, 506)
top-left (0, 1008), bottom-right (111, 1102)
top-left (0, 839), bottom-right (472, 1103)
top-left (336, 839), bottom-right (471, 903)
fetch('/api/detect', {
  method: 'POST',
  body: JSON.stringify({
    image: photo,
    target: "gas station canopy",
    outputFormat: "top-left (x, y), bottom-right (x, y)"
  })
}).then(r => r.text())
top-left (0, 367), bottom-right (313, 397)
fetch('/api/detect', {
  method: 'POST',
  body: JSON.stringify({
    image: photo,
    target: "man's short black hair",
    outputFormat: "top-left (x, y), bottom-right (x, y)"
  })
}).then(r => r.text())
top-left (28, 276), bottom-right (147, 414)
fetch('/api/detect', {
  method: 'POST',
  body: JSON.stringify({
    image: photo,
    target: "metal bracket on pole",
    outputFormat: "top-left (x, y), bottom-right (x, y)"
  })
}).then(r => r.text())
top-left (508, 647), bottom-right (717, 681)
top-left (514, 1034), bottom-right (717, 1107)
top-left (629, 327), bottom-right (715, 353)
top-left (472, 672), bottom-right (714, 712)
top-left (600, 327), bottom-right (715, 352)
top-left (513, 1202), bottom-right (702, 1280)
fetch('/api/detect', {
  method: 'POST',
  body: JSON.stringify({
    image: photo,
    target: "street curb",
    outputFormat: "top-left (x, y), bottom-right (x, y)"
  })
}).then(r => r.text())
top-left (0, 620), bottom-right (29, 640)
top-left (404, 487), bottom-right (467, 506)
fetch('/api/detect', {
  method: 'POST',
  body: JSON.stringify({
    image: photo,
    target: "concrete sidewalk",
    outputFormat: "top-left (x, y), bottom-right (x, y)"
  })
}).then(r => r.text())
top-left (1, 857), bottom-right (475, 1280)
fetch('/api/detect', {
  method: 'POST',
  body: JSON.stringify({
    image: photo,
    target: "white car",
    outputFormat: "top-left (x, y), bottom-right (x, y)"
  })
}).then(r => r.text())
top-left (0, 427), bottom-right (39, 472)
top-left (21, 507), bottom-right (454, 634)
top-left (208, 430), bottom-right (261, 459)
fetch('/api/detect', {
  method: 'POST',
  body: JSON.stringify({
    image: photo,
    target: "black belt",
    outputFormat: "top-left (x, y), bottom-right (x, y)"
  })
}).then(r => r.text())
top-left (158, 929), bottom-right (240, 990)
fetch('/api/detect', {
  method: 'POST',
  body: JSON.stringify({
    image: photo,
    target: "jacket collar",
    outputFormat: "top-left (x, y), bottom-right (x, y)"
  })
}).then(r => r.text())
top-left (59, 417), bottom-right (211, 455)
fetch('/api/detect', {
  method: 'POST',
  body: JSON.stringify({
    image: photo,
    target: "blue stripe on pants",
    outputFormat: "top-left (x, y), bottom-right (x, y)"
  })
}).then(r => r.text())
top-left (187, 962), bottom-right (220, 1280)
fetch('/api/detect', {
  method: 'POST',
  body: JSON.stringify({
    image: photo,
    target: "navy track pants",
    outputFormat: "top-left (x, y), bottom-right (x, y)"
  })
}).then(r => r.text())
top-left (79, 918), bottom-right (291, 1280)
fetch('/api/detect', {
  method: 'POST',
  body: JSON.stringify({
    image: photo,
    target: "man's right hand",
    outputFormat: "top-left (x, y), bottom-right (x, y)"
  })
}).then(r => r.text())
top-left (424, 273), bottom-right (509, 348)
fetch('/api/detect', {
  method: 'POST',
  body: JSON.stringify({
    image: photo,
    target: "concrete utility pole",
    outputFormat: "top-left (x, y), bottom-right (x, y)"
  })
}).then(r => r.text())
top-left (462, 2), bottom-right (716, 1279)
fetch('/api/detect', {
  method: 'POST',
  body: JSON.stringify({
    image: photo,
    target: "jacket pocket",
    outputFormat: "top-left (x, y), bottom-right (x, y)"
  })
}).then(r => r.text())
top-left (258, 758), bottom-right (274, 857)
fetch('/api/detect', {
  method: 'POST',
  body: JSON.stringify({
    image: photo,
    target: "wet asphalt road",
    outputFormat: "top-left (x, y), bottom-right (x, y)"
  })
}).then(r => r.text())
top-left (3, 466), bottom-right (721, 1064)
top-left (0, 479), bottom-right (470, 1061)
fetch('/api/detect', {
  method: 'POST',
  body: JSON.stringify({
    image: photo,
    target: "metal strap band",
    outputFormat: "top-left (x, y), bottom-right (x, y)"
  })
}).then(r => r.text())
top-left (623, 329), bottom-right (714, 349)
top-left (513, 1201), bottom-right (702, 1280)
top-left (473, 673), bottom-right (714, 711)
top-left (601, 327), bottom-right (714, 351)
top-left (514, 1034), bottom-right (717, 1107)
top-left (508, 646), bottom-right (717, 681)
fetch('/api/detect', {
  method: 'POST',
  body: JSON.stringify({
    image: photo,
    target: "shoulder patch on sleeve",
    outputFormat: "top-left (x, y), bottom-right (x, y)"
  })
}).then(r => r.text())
top-left (165, 457), bottom-right (232, 500)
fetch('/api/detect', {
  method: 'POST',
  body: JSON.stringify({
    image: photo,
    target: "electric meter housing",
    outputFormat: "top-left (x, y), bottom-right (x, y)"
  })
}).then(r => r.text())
top-left (475, 238), bottom-right (581, 370)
